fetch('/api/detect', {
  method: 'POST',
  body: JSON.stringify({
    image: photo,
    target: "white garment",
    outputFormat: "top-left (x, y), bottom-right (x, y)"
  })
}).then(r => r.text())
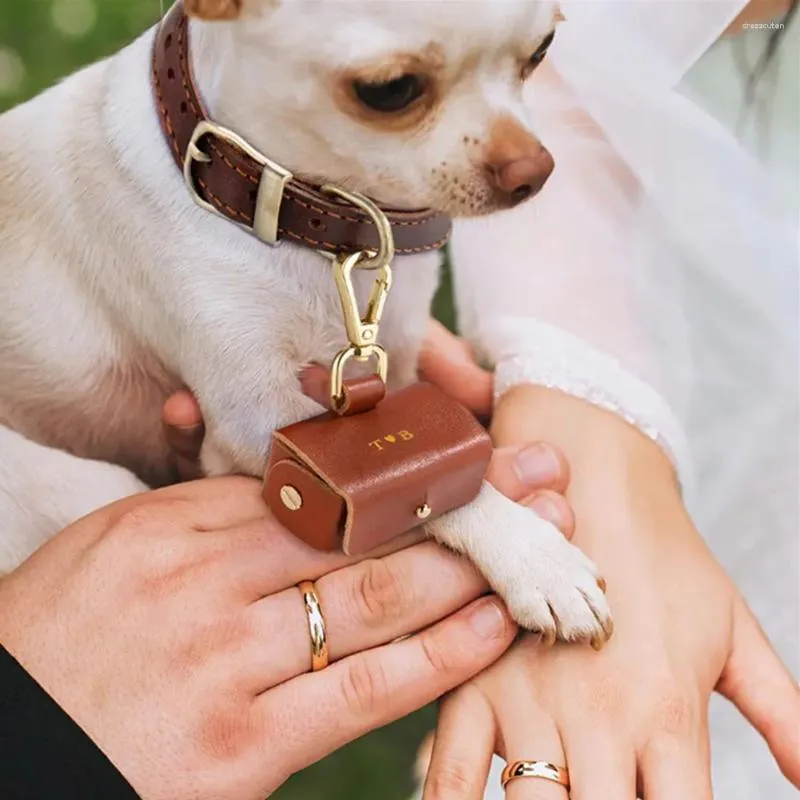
top-left (446, 2), bottom-right (798, 798)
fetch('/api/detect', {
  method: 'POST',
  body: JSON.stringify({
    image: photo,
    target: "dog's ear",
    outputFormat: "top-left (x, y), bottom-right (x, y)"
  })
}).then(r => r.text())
top-left (184, 0), bottom-right (243, 20)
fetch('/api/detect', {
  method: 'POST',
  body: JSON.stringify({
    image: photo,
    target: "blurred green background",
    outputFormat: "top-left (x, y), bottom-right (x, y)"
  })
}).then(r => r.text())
top-left (0, 2), bottom-right (442, 798)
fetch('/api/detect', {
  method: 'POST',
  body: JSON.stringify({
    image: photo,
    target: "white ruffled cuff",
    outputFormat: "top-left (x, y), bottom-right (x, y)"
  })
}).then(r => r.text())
top-left (486, 319), bottom-right (692, 485)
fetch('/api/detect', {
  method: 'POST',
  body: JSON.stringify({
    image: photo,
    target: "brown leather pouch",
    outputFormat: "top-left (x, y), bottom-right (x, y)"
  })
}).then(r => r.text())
top-left (263, 381), bottom-right (492, 555)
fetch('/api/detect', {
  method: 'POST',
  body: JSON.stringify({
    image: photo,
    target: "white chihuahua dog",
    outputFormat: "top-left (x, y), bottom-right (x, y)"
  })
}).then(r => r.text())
top-left (0, 0), bottom-right (611, 643)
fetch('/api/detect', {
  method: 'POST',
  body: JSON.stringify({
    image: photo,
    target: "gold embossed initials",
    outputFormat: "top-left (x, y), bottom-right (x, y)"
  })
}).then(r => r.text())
top-left (369, 430), bottom-right (415, 450)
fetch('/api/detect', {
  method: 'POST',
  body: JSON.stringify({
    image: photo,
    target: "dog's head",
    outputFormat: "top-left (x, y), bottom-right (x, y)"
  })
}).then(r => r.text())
top-left (186, 0), bottom-right (560, 217)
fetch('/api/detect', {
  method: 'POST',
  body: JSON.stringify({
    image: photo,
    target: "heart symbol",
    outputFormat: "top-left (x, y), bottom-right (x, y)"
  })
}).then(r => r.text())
top-left (384, 435), bottom-right (396, 443)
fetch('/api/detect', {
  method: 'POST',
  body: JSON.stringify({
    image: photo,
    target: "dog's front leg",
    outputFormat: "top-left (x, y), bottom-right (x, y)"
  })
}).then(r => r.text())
top-left (185, 349), bottom-right (322, 478)
top-left (0, 424), bottom-right (149, 573)
top-left (426, 482), bottom-right (613, 644)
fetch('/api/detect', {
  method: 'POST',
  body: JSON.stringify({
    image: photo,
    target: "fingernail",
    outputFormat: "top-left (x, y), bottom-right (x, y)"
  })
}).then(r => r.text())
top-left (468, 598), bottom-right (508, 639)
top-left (514, 443), bottom-right (561, 485)
top-left (529, 494), bottom-right (563, 527)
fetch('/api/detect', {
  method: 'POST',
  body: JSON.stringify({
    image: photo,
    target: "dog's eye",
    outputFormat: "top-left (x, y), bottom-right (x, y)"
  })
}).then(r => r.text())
top-left (352, 74), bottom-right (425, 113)
top-left (523, 31), bottom-right (555, 78)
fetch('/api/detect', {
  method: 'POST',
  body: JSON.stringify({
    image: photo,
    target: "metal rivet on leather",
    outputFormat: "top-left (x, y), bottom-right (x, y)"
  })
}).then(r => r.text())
top-left (415, 503), bottom-right (432, 520)
top-left (280, 485), bottom-right (303, 511)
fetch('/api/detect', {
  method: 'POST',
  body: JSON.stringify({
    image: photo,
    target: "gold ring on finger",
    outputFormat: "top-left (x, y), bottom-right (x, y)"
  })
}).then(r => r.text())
top-left (297, 580), bottom-right (329, 672)
top-left (501, 760), bottom-right (570, 791)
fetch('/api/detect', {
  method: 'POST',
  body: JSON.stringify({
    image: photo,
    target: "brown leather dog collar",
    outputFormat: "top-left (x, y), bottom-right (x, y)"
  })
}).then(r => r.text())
top-left (151, 2), bottom-right (451, 257)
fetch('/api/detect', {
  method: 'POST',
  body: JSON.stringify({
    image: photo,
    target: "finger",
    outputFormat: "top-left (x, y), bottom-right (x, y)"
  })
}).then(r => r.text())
top-left (163, 391), bottom-right (204, 457)
top-left (199, 518), bottom-right (352, 600)
top-left (559, 725), bottom-right (636, 800)
top-left (638, 730), bottom-right (712, 800)
top-left (422, 688), bottom-right (496, 799)
top-left (494, 676), bottom-right (568, 800)
top-left (243, 540), bottom-right (487, 689)
top-left (522, 491), bottom-right (575, 538)
top-left (94, 478), bottom-right (358, 597)
top-left (162, 389), bottom-right (203, 427)
top-left (485, 443), bottom-right (570, 498)
top-left (146, 477), bottom-right (267, 529)
top-left (260, 596), bottom-right (516, 776)
top-left (717, 596), bottom-right (800, 787)
top-left (162, 390), bottom-right (205, 480)
top-left (298, 363), bottom-right (331, 405)
top-left (419, 320), bottom-right (493, 415)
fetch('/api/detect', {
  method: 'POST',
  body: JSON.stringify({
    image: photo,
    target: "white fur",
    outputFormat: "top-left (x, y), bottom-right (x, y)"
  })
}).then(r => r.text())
top-left (0, 0), bottom-right (610, 640)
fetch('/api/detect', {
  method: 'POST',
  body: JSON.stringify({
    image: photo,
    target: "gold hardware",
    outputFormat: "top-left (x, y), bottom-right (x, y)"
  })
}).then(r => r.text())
top-left (297, 581), bottom-right (329, 672)
top-left (183, 120), bottom-right (293, 245)
top-left (333, 251), bottom-right (393, 350)
top-left (415, 504), bottom-right (432, 520)
top-left (321, 189), bottom-right (394, 407)
top-left (320, 186), bottom-right (395, 270)
top-left (280, 485), bottom-right (303, 511)
top-left (328, 249), bottom-right (393, 409)
top-left (330, 344), bottom-right (389, 410)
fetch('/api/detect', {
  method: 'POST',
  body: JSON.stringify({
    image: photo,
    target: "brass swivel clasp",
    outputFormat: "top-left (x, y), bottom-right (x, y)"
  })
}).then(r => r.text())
top-left (329, 251), bottom-right (392, 410)
top-left (321, 185), bottom-right (396, 411)
top-left (333, 251), bottom-right (393, 351)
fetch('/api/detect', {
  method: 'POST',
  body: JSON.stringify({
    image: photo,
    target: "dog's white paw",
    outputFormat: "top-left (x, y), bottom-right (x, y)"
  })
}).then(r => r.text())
top-left (497, 511), bottom-right (612, 645)
top-left (427, 482), bottom-right (613, 647)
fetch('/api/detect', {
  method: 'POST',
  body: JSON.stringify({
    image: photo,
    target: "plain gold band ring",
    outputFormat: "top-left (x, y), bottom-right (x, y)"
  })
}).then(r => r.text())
top-left (297, 580), bottom-right (329, 672)
top-left (501, 760), bottom-right (570, 791)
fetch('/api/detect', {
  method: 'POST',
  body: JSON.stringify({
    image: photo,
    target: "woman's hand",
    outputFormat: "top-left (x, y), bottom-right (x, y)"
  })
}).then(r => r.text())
top-left (0, 435), bottom-right (573, 800)
top-left (418, 382), bottom-right (800, 799)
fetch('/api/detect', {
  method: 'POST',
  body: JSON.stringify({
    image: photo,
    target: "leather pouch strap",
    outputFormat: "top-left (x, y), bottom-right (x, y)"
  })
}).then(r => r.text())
top-left (301, 366), bottom-right (386, 417)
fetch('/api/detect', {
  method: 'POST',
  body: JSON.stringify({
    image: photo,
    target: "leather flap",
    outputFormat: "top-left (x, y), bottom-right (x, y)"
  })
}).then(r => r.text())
top-left (264, 456), bottom-right (346, 552)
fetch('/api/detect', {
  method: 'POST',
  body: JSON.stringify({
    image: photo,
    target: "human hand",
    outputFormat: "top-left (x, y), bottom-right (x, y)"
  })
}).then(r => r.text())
top-left (0, 436), bottom-right (574, 800)
top-left (421, 387), bottom-right (800, 799)
top-left (418, 319), bottom-right (494, 416)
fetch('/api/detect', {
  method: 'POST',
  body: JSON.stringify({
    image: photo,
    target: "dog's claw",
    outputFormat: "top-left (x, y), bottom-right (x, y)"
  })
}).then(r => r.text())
top-left (541, 627), bottom-right (557, 647)
top-left (589, 615), bottom-right (615, 650)
top-left (428, 486), bottom-right (614, 648)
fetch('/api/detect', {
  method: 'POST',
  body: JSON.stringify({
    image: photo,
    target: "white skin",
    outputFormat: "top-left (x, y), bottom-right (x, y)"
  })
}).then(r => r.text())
top-left (0, 0), bottom-right (611, 642)
top-left (416, 325), bottom-right (800, 800)
top-left (0, 444), bottom-right (574, 800)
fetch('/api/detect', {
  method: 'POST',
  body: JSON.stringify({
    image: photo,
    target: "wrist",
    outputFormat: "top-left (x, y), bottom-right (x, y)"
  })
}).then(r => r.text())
top-left (491, 388), bottom-right (720, 586)
top-left (492, 385), bottom-right (683, 521)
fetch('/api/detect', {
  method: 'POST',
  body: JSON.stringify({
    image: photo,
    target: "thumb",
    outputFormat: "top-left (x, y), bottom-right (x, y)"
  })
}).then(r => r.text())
top-left (162, 389), bottom-right (205, 481)
top-left (716, 596), bottom-right (800, 787)
top-left (419, 320), bottom-right (493, 416)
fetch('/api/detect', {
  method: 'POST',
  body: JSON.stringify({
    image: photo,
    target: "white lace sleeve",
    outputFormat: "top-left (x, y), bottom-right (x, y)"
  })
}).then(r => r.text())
top-left (491, 319), bottom-right (690, 476)
top-left (450, 0), bottom-right (798, 490)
